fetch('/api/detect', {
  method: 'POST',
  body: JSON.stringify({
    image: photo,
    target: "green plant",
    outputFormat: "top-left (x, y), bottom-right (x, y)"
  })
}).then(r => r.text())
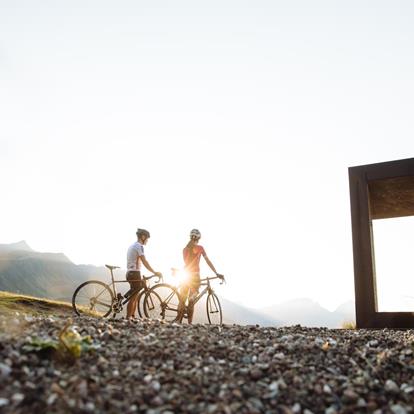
top-left (23, 319), bottom-right (99, 359)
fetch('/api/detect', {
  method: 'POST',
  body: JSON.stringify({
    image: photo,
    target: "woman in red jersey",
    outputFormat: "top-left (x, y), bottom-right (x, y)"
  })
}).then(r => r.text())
top-left (178, 229), bottom-right (221, 324)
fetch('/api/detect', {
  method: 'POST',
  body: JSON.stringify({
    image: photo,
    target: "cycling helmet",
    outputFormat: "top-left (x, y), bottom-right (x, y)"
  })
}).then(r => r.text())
top-left (190, 229), bottom-right (201, 239)
top-left (136, 228), bottom-right (150, 239)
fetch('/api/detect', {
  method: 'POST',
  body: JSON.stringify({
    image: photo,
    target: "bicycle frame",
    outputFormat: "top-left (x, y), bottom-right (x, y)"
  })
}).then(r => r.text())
top-left (107, 267), bottom-right (160, 305)
top-left (189, 278), bottom-right (215, 306)
top-left (180, 276), bottom-right (220, 307)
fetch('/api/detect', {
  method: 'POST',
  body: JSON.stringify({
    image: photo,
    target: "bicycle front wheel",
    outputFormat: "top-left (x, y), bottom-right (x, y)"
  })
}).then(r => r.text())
top-left (206, 292), bottom-right (222, 325)
top-left (144, 283), bottom-right (181, 322)
top-left (137, 289), bottom-right (147, 318)
top-left (72, 280), bottom-right (114, 317)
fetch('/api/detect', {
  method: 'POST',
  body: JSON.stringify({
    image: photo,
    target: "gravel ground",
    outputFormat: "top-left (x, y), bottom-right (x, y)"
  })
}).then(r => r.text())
top-left (1, 314), bottom-right (414, 414)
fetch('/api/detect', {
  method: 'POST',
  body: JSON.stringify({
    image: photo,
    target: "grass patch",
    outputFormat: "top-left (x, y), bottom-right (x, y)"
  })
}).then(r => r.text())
top-left (341, 320), bottom-right (357, 329)
top-left (0, 291), bottom-right (77, 317)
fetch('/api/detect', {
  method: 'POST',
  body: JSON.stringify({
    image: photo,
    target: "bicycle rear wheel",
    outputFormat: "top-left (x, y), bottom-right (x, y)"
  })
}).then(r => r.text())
top-left (72, 280), bottom-right (114, 317)
top-left (144, 283), bottom-right (181, 322)
top-left (206, 292), bottom-right (222, 325)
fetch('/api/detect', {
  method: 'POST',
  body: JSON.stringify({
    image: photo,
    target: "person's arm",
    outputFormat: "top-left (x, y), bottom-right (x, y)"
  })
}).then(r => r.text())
top-left (202, 250), bottom-right (218, 275)
top-left (141, 255), bottom-right (161, 276)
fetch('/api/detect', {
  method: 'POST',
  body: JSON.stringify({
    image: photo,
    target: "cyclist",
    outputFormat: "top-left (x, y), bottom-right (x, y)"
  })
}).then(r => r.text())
top-left (178, 229), bottom-right (222, 324)
top-left (126, 228), bottom-right (162, 320)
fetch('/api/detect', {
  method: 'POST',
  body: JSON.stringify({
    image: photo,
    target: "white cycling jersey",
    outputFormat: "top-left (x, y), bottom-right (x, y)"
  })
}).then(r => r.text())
top-left (127, 241), bottom-right (144, 271)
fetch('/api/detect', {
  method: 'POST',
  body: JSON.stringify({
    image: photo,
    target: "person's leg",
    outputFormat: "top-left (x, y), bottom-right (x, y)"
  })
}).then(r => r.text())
top-left (127, 290), bottom-right (140, 319)
top-left (126, 288), bottom-right (136, 318)
top-left (187, 274), bottom-right (200, 324)
top-left (126, 271), bottom-right (142, 319)
top-left (177, 285), bottom-right (189, 323)
top-left (187, 287), bottom-right (196, 324)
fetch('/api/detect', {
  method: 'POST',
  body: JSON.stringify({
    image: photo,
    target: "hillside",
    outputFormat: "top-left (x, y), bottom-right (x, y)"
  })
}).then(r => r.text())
top-left (0, 313), bottom-right (413, 413)
top-left (0, 242), bottom-right (280, 326)
top-left (0, 291), bottom-right (90, 317)
top-left (0, 241), bottom-right (109, 300)
top-left (0, 241), bottom-right (355, 327)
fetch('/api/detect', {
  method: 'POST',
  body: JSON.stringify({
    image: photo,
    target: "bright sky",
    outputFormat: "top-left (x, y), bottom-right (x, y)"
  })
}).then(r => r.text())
top-left (1, 1), bottom-right (414, 311)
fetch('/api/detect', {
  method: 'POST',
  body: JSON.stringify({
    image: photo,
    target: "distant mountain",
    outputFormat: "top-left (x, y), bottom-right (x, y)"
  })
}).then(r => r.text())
top-left (0, 240), bottom-right (33, 252)
top-left (0, 242), bottom-right (355, 327)
top-left (334, 300), bottom-right (356, 324)
top-left (220, 298), bottom-right (281, 326)
top-left (0, 241), bottom-right (277, 326)
top-left (0, 241), bottom-right (108, 301)
top-left (259, 298), bottom-right (355, 328)
top-left (191, 296), bottom-right (281, 326)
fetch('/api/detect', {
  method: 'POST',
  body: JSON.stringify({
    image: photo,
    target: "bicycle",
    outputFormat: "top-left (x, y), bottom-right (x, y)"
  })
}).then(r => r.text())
top-left (143, 272), bottom-right (225, 325)
top-left (72, 264), bottom-right (163, 318)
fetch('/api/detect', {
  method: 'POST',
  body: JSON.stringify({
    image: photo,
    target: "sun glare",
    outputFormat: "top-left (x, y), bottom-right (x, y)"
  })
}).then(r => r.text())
top-left (171, 268), bottom-right (189, 287)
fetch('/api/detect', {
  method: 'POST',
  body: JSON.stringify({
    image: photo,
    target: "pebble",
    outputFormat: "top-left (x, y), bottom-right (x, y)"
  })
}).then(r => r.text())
top-left (342, 389), bottom-right (359, 403)
top-left (0, 314), bottom-right (413, 413)
top-left (385, 379), bottom-right (400, 394)
top-left (0, 398), bottom-right (9, 407)
top-left (0, 363), bottom-right (11, 379)
top-left (11, 393), bottom-right (24, 403)
top-left (391, 405), bottom-right (408, 414)
top-left (249, 368), bottom-right (263, 380)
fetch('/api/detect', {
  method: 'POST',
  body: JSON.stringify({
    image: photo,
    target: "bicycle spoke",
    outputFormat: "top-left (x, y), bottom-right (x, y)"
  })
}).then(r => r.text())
top-left (95, 300), bottom-right (112, 308)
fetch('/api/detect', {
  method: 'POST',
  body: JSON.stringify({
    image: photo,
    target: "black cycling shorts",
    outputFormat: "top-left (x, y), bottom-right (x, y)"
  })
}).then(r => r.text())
top-left (126, 270), bottom-right (142, 289)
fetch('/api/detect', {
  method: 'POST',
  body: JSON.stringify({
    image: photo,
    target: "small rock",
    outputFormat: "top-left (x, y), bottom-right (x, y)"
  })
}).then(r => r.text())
top-left (269, 381), bottom-right (279, 392)
top-left (385, 379), bottom-right (399, 394)
top-left (357, 398), bottom-right (366, 407)
top-left (249, 368), bottom-right (263, 380)
top-left (144, 374), bottom-right (153, 383)
top-left (401, 384), bottom-right (414, 394)
top-left (0, 398), bottom-right (9, 407)
top-left (11, 393), bottom-right (24, 403)
top-left (47, 393), bottom-right (58, 405)
top-left (151, 396), bottom-right (163, 406)
top-left (314, 337), bottom-right (325, 346)
top-left (0, 363), bottom-right (12, 379)
top-left (342, 389), bottom-right (358, 403)
top-left (391, 405), bottom-right (408, 414)
top-left (151, 381), bottom-right (161, 392)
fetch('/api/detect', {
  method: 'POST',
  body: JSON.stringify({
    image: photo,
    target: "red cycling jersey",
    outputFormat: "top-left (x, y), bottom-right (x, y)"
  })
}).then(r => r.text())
top-left (183, 245), bottom-right (205, 273)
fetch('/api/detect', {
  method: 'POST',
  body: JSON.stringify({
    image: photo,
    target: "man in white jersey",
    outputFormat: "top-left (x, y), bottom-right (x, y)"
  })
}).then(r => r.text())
top-left (126, 228), bottom-right (162, 319)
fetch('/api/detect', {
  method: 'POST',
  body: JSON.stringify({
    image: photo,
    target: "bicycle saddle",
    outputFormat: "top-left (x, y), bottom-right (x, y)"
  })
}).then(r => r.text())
top-left (105, 264), bottom-right (120, 270)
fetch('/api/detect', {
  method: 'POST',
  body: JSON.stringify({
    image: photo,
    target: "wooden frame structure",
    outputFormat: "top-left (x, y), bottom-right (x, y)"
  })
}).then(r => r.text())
top-left (349, 158), bottom-right (414, 328)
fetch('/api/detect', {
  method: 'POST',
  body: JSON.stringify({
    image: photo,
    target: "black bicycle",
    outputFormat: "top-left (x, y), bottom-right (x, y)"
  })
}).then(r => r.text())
top-left (72, 264), bottom-right (162, 318)
top-left (143, 274), bottom-right (225, 325)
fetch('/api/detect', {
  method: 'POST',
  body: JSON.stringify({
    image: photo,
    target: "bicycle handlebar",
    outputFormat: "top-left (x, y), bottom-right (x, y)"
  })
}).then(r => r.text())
top-left (200, 274), bottom-right (226, 285)
top-left (144, 273), bottom-right (163, 283)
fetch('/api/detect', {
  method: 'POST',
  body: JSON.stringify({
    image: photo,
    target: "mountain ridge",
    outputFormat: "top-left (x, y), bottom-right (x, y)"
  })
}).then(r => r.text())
top-left (0, 241), bottom-right (355, 327)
